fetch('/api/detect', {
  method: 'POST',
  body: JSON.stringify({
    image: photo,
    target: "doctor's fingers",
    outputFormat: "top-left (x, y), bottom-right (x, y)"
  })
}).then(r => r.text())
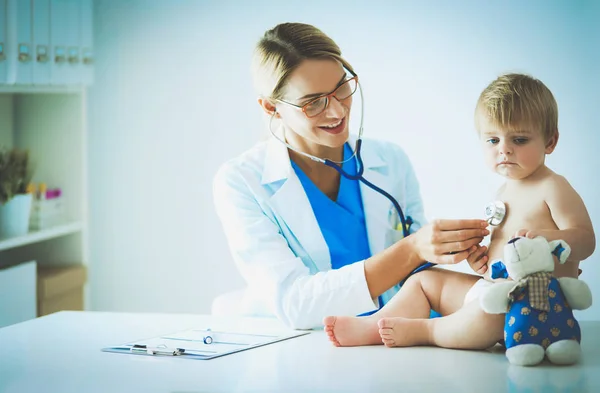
top-left (432, 228), bottom-right (489, 244)
top-left (434, 236), bottom-right (484, 256)
top-left (431, 219), bottom-right (489, 231)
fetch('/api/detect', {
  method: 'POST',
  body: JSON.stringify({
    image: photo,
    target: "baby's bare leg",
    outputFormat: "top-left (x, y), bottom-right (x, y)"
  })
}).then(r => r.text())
top-left (379, 292), bottom-right (505, 349)
top-left (430, 300), bottom-right (504, 348)
top-left (376, 268), bottom-right (479, 317)
top-left (324, 268), bottom-right (478, 346)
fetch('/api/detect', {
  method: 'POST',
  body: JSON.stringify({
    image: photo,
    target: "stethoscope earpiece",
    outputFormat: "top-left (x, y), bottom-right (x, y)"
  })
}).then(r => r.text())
top-left (485, 200), bottom-right (506, 226)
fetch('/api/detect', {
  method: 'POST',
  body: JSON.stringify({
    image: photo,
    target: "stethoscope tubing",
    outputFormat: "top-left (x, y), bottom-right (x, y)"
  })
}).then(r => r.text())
top-left (269, 79), bottom-right (435, 306)
top-left (323, 139), bottom-right (435, 287)
top-left (324, 139), bottom-right (410, 239)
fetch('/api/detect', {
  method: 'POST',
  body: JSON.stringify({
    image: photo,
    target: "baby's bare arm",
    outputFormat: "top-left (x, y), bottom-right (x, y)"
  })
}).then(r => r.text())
top-left (537, 175), bottom-right (595, 261)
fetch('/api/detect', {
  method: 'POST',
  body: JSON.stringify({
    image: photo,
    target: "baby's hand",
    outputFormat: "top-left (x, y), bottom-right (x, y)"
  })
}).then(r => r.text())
top-left (466, 245), bottom-right (488, 275)
top-left (513, 229), bottom-right (542, 239)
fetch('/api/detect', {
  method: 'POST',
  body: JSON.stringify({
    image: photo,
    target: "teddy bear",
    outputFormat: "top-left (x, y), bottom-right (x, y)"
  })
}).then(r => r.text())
top-left (479, 236), bottom-right (593, 366)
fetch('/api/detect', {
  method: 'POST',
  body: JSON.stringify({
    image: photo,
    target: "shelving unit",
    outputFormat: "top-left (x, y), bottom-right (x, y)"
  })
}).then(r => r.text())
top-left (0, 0), bottom-right (94, 328)
top-left (0, 88), bottom-right (89, 326)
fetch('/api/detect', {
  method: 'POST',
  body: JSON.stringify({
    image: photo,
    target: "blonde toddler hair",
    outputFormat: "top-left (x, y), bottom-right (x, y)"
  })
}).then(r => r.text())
top-left (475, 73), bottom-right (558, 141)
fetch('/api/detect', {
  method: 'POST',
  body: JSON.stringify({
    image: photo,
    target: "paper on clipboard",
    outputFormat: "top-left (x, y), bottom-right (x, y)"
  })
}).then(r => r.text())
top-left (102, 327), bottom-right (310, 360)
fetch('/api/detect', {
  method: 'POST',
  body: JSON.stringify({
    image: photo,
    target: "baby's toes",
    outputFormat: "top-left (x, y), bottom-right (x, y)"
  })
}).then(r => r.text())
top-left (326, 333), bottom-right (340, 346)
top-left (379, 328), bottom-right (394, 343)
top-left (377, 317), bottom-right (396, 330)
top-left (381, 336), bottom-right (396, 347)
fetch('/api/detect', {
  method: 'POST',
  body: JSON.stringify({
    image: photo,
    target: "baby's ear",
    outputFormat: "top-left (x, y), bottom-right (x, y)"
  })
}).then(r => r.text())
top-left (549, 240), bottom-right (571, 264)
top-left (545, 130), bottom-right (559, 154)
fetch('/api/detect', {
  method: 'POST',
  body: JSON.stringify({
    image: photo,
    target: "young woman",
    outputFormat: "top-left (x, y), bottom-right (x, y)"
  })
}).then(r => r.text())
top-left (213, 23), bottom-right (489, 329)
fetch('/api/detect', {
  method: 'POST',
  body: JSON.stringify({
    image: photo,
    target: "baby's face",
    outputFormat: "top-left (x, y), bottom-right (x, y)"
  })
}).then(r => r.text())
top-left (478, 120), bottom-right (549, 180)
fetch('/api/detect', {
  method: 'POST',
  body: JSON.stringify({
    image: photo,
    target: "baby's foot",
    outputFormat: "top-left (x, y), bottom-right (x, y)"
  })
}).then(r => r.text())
top-left (323, 315), bottom-right (381, 347)
top-left (378, 317), bottom-right (428, 347)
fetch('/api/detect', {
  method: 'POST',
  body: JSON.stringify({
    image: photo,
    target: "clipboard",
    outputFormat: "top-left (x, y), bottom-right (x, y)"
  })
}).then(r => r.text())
top-left (102, 327), bottom-right (310, 360)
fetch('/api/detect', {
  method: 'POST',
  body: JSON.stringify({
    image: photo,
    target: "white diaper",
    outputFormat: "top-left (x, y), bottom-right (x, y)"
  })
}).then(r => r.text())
top-left (463, 278), bottom-right (494, 305)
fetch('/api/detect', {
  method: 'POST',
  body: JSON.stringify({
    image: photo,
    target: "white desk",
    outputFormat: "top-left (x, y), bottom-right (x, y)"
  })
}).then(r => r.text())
top-left (0, 312), bottom-right (598, 393)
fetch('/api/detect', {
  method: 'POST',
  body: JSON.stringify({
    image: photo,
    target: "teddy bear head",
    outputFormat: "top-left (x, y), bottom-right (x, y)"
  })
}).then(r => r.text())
top-left (502, 236), bottom-right (571, 280)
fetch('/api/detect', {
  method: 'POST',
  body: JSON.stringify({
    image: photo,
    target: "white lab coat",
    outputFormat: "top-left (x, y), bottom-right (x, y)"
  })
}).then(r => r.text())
top-left (212, 135), bottom-right (426, 329)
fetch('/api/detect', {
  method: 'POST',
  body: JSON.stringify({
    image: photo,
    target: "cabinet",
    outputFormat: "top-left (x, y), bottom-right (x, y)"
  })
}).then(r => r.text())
top-left (0, 0), bottom-right (93, 327)
top-left (0, 260), bottom-right (36, 327)
top-left (0, 88), bottom-right (89, 327)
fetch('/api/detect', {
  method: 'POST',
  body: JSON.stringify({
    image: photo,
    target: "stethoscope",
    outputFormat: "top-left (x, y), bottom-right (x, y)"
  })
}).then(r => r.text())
top-left (269, 75), bottom-right (512, 289)
top-left (484, 200), bottom-right (508, 279)
top-left (269, 77), bottom-right (435, 293)
top-left (485, 200), bottom-right (506, 226)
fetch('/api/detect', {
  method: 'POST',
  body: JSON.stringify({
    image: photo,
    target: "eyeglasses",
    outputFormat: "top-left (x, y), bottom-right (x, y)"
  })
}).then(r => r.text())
top-left (275, 76), bottom-right (358, 118)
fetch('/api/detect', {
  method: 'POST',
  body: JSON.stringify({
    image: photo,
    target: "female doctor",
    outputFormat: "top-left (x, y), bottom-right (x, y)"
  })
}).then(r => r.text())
top-left (213, 23), bottom-right (489, 329)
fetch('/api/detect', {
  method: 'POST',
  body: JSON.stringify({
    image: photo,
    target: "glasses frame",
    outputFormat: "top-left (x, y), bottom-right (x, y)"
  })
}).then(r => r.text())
top-left (274, 75), bottom-right (359, 119)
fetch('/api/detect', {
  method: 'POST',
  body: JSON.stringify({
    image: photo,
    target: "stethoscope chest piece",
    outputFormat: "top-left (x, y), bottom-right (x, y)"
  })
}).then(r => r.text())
top-left (485, 200), bottom-right (506, 226)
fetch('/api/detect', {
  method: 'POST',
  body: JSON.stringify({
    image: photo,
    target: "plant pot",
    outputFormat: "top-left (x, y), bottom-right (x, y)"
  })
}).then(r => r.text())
top-left (0, 193), bottom-right (33, 239)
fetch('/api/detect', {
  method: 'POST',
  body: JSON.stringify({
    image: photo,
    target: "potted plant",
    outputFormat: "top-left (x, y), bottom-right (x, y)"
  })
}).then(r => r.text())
top-left (0, 147), bottom-right (33, 239)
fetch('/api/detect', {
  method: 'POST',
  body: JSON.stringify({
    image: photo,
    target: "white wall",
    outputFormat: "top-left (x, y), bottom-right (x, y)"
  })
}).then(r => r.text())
top-left (88, 0), bottom-right (600, 319)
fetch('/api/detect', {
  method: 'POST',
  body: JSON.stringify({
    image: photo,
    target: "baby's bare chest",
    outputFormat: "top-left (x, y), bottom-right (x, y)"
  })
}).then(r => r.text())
top-left (487, 191), bottom-right (557, 260)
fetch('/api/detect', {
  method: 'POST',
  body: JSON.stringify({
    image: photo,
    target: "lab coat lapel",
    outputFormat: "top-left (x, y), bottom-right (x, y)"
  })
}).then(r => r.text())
top-left (351, 138), bottom-right (393, 256)
top-left (262, 138), bottom-right (331, 271)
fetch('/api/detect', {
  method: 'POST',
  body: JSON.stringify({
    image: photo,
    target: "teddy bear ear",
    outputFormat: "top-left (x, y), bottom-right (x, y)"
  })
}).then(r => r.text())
top-left (549, 240), bottom-right (571, 264)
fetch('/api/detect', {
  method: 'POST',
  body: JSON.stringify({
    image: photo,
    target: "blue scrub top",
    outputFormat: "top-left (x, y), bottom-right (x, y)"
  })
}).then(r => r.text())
top-left (292, 143), bottom-right (441, 319)
top-left (291, 143), bottom-right (372, 271)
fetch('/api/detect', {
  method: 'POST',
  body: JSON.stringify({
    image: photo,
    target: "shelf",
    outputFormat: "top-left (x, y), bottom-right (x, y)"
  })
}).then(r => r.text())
top-left (0, 85), bottom-right (84, 94)
top-left (0, 222), bottom-right (83, 252)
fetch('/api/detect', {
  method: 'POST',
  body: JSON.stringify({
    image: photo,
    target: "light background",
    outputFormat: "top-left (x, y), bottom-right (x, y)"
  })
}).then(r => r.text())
top-left (88, 0), bottom-right (600, 320)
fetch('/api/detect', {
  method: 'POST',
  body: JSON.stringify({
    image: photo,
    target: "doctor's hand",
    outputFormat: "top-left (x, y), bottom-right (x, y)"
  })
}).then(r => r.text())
top-left (412, 219), bottom-right (489, 265)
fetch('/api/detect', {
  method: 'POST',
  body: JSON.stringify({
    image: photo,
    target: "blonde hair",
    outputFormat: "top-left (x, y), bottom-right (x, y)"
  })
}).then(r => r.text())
top-left (475, 73), bottom-right (558, 141)
top-left (252, 23), bottom-right (355, 100)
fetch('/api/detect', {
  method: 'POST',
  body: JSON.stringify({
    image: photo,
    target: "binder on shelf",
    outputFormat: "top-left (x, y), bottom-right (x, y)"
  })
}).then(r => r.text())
top-left (0, 0), bottom-right (8, 84)
top-left (32, 0), bottom-right (51, 85)
top-left (1, 0), bottom-right (93, 87)
top-left (6, 0), bottom-right (33, 85)
top-left (64, 0), bottom-right (81, 85)
top-left (79, 0), bottom-right (93, 86)
top-left (50, 0), bottom-right (70, 85)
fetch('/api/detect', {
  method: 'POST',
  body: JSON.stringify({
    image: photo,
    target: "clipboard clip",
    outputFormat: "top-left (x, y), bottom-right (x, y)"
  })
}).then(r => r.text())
top-left (131, 344), bottom-right (185, 356)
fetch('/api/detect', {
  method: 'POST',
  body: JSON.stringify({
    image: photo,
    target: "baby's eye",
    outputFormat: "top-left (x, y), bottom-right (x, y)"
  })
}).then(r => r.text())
top-left (514, 138), bottom-right (529, 144)
top-left (486, 138), bottom-right (499, 145)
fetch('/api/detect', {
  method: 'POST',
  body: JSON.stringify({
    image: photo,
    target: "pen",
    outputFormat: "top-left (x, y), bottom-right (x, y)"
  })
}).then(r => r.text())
top-left (131, 344), bottom-right (185, 356)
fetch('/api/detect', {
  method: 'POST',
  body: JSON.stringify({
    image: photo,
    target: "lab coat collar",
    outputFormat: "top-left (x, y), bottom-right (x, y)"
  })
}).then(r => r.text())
top-left (264, 132), bottom-right (394, 268)
top-left (261, 131), bottom-right (292, 185)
